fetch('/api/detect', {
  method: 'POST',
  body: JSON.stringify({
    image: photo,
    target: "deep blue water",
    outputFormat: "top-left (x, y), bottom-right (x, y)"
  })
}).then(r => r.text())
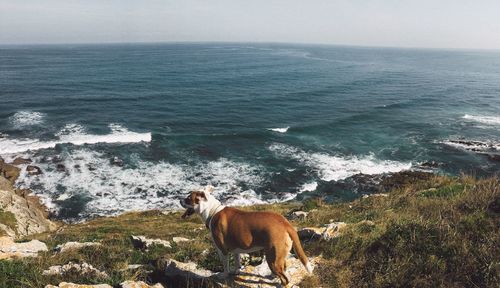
top-left (1, 43), bottom-right (499, 220)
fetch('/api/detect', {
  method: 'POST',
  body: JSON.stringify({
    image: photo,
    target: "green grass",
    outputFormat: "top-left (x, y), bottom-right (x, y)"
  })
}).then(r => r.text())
top-left (0, 208), bottom-right (17, 234)
top-left (0, 175), bottom-right (498, 288)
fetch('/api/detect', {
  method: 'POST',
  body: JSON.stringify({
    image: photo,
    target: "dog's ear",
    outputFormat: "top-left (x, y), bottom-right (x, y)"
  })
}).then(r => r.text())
top-left (203, 185), bottom-right (214, 196)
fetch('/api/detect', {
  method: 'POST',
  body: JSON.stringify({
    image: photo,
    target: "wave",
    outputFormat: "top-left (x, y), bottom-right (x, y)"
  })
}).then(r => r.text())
top-left (299, 182), bottom-right (318, 192)
top-left (15, 149), bottom-right (267, 219)
top-left (269, 143), bottom-right (411, 182)
top-left (441, 139), bottom-right (500, 152)
top-left (462, 114), bottom-right (500, 126)
top-left (0, 124), bottom-right (151, 155)
top-left (9, 111), bottom-right (45, 128)
top-left (267, 127), bottom-right (289, 133)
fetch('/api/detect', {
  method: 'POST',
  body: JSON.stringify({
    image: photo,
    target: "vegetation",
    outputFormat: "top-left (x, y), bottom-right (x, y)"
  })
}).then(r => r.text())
top-left (0, 175), bottom-right (498, 287)
top-left (0, 208), bottom-right (16, 236)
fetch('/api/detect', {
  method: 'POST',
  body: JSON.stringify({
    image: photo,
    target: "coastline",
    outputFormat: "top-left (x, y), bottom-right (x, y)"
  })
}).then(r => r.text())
top-left (1, 153), bottom-right (498, 287)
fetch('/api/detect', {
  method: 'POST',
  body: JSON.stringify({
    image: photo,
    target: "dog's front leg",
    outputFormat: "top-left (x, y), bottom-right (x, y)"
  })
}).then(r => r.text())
top-left (216, 248), bottom-right (230, 277)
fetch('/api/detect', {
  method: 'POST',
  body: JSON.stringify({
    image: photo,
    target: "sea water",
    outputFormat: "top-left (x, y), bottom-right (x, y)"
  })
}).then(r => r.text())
top-left (1, 43), bottom-right (499, 220)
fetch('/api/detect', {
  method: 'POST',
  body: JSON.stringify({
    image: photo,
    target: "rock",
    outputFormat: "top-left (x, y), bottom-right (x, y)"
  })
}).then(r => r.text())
top-left (379, 171), bottom-right (433, 191)
top-left (0, 176), bottom-right (56, 237)
top-left (160, 255), bottom-right (319, 288)
top-left (111, 157), bottom-right (124, 167)
top-left (0, 236), bottom-right (48, 259)
top-left (42, 262), bottom-right (109, 279)
top-left (234, 255), bottom-right (320, 287)
top-left (362, 193), bottom-right (388, 199)
top-left (54, 241), bottom-right (101, 253)
top-left (298, 222), bottom-right (347, 241)
top-left (287, 211), bottom-right (309, 220)
top-left (12, 157), bottom-right (32, 165)
top-left (240, 252), bottom-right (264, 266)
top-left (162, 259), bottom-right (215, 280)
top-left (125, 264), bottom-right (144, 270)
top-left (56, 164), bottom-right (66, 172)
top-left (45, 283), bottom-right (112, 288)
top-left (26, 165), bottom-right (43, 176)
top-left (172, 237), bottom-right (191, 244)
top-left (130, 235), bottom-right (172, 249)
top-left (0, 158), bottom-right (20, 184)
top-left (120, 280), bottom-right (164, 288)
top-left (418, 161), bottom-right (440, 168)
top-left (486, 154), bottom-right (500, 162)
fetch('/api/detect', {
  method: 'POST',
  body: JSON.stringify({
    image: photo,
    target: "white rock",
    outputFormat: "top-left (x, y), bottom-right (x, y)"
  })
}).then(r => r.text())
top-left (55, 241), bottom-right (101, 253)
top-left (362, 193), bottom-right (389, 199)
top-left (288, 211), bottom-right (309, 220)
top-left (120, 280), bottom-right (164, 288)
top-left (298, 222), bottom-right (347, 241)
top-left (130, 235), bottom-right (171, 249)
top-left (42, 262), bottom-right (109, 279)
top-left (172, 237), bottom-right (191, 244)
top-left (45, 283), bottom-right (112, 288)
top-left (0, 236), bottom-right (48, 259)
top-left (164, 258), bottom-right (214, 279)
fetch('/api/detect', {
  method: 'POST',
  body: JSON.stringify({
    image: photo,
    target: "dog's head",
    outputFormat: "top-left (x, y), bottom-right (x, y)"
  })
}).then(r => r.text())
top-left (180, 185), bottom-right (215, 219)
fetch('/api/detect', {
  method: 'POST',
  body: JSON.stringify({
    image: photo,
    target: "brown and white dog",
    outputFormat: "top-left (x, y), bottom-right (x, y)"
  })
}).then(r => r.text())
top-left (180, 186), bottom-right (313, 286)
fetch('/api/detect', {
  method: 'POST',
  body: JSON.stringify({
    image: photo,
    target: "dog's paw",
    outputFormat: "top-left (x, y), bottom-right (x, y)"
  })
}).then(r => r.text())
top-left (229, 269), bottom-right (241, 275)
top-left (215, 272), bottom-right (230, 279)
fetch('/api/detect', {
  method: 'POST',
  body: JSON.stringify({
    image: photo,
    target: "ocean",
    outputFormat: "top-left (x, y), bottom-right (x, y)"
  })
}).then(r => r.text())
top-left (1, 43), bottom-right (499, 220)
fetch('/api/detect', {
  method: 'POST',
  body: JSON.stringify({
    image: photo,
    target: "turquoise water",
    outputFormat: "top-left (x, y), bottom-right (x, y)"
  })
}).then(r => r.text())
top-left (0, 43), bottom-right (499, 220)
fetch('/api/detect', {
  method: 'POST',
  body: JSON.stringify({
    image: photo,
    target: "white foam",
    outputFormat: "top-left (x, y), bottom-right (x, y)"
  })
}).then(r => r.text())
top-left (9, 111), bottom-right (45, 128)
top-left (441, 139), bottom-right (500, 152)
top-left (16, 149), bottom-right (266, 218)
top-left (267, 127), bottom-right (289, 133)
top-left (0, 123), bottom-right (151, 155)
top-left (269, 143), bottom-right (411, 182)
top-left (463, 114), bottom-right (500, 126)
top-left (299, 182), bottom-right (318, 193)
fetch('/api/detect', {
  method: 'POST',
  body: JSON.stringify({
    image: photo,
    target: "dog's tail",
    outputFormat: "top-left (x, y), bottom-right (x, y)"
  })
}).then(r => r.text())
top-left (287, 225), bottom-right (313, 273)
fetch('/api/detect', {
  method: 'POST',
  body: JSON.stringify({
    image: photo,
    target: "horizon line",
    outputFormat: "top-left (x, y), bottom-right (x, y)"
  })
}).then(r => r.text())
top-left (1, 40), bottom-right (500, 53)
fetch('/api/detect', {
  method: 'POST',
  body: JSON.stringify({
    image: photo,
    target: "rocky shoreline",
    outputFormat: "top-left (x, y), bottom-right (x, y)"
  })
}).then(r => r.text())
top-left (1, 155), bottom-right (498, 287)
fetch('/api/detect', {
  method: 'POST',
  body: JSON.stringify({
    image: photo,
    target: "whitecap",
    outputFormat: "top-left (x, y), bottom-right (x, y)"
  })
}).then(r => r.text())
top-left (15, 149), bottom-right (266, 219)
top-left (269, 143), bottom-right (411, 182)
top-left (462, 114), bottom-right (500, 126)
top-left (0, 123), bottom-right (151, 155)
top-left (9, 111), bottom-right (45, 128)
top-left (299, 182), bottom-right (318, 193)
top-left (267, 127), bottom-right (289, 133)
top-left (441, 139), bottom-right (500, 152)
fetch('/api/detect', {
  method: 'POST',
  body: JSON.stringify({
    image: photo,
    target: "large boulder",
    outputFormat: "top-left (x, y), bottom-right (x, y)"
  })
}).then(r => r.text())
top-left (0, 236), bottom-right (48, 259)
top-left (0, 158), bottom-right (20, 184)
top-left (0, 175), bottom-right (56, 237)
top-left (45, 283), bottom-right (112, 288)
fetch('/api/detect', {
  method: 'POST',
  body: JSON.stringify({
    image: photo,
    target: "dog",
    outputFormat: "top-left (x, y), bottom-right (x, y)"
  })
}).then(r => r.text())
top-left (180, 186), bottom-right (313, 286)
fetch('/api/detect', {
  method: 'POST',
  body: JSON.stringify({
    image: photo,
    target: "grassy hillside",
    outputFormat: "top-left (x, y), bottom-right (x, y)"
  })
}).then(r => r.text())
top-left (1, 174), bottom-right (498, 287)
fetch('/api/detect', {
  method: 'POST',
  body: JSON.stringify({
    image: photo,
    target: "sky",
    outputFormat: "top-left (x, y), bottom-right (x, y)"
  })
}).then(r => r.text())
top-left (1, 0), bottom-right (500, 49)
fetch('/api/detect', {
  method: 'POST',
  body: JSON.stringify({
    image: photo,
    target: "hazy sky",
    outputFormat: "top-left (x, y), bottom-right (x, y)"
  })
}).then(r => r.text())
top-left (1, 0), bottom-right (500, 49)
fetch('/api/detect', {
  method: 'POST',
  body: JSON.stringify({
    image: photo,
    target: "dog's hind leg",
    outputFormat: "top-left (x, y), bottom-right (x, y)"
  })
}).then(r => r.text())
top-left (232, 253), bottom-right (241, 274)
